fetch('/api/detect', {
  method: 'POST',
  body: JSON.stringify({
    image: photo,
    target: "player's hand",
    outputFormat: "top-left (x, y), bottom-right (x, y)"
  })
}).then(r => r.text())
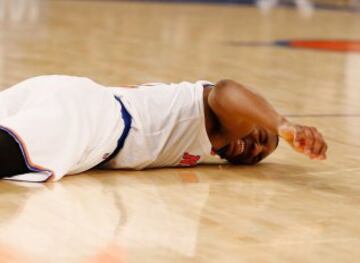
top-left (278, 122), bottom-right (327, 160)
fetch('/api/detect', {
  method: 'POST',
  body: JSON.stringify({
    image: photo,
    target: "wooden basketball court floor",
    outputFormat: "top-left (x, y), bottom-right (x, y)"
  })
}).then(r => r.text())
top-left (0, 0), bottom-right (359, 262)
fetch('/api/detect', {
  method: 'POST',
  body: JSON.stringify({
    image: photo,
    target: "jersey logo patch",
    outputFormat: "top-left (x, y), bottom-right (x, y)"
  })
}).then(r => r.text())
top-left (179, 152), bottom-right (200, 167)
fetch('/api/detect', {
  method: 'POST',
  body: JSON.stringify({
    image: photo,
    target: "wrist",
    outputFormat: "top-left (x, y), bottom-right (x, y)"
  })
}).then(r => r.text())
top-left (277, 118), bottom-right (293, 140)
top-left (277, 117), bottom-right (289, 131)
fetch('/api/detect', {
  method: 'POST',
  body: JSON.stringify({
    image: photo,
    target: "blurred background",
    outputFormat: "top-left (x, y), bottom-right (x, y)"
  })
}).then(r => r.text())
top-left (0, 1), bottom-right (359, 263)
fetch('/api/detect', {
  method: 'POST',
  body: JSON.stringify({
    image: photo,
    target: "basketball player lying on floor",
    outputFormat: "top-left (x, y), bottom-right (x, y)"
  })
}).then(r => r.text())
top-left (0, 76), bottom-right (327, 182)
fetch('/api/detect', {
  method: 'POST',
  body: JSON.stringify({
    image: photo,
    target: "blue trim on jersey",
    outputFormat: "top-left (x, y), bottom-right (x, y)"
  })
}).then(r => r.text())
top-left (97, 96), bottom-right (132, 166)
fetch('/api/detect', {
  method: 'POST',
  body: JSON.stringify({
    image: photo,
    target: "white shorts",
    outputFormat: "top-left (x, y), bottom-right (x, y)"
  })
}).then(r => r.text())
top-left (0, 75), bottom-right (125, 182)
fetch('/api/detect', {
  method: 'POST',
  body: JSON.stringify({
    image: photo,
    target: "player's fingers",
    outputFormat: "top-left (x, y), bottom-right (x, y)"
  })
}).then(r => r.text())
top-left (311, 131), bottom-right (327, 160)
top-left (293, 126), bottom-right (306, 150)
top-left (316, 131), bottom-right (327, 159)
top-left (310, 128), bottom-right (323, 158)
top-left (303, 127), bottom-right (315, 156)
top-left (319, 140), bottom-right (328, 160)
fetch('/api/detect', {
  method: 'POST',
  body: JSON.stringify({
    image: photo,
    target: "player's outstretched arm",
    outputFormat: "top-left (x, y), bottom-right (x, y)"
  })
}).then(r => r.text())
top-left (208, 79), bottom-right (327, 160)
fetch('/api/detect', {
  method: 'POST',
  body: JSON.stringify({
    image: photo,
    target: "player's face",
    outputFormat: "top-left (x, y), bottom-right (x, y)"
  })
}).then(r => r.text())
top-left (216, 127), bottom-right (279, 165)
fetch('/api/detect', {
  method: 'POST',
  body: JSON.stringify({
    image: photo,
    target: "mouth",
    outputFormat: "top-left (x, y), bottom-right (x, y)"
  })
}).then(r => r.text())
top-left (227, 138), bottom-right (255, 163)
top-left (214, 138), bottom-right (253, 161)
top-left (225, 139), bottom-right (248, 159)
top-left (237, 139), bottom-right (246, 155)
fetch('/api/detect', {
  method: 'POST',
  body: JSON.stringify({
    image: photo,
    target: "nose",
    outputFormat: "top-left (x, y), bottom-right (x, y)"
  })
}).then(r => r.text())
top-left (252, 143), bottom-right (263, 156)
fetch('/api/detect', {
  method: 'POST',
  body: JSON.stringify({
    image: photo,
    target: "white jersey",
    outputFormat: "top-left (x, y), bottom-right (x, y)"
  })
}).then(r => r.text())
top-left (0, 76), bottom-right (220, 182)
top-left (0, 75), bottom-right (125, 182)
top-left (106, 81), bottom-right (214, 170)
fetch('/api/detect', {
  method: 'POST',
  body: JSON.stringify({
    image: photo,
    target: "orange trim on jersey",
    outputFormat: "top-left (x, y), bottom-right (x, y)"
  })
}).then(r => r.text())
top-left (0, 125), bottom-right (55, 181)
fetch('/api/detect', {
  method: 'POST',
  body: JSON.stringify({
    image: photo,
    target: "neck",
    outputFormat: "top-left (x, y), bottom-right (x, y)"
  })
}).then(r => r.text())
top-left (203, 87), bottom-right (230, 150)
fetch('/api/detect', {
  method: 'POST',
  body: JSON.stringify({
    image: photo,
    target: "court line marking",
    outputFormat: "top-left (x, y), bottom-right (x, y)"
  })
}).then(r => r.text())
top-left (308, 167), bottom-right (360, 176)
top-left (239, 237), bottom-right (360, 247)
top-left (225, 40), bottom-right (360, 53)
top-left (284, 113), bottom-right (360, 118)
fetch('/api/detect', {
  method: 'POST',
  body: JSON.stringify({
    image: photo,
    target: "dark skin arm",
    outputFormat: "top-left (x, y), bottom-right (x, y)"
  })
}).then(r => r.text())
top-left (205, 79), bottom-right (328, 160)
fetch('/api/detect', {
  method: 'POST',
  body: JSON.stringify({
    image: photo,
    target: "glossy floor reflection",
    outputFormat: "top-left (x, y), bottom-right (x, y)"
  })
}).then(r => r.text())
top-left (0, 1), bottom-right (360, 262)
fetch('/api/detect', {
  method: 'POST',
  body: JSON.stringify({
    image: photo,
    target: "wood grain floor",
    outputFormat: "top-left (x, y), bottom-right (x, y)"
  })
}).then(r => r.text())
top-left (0, 0), bottom-right (359, 262)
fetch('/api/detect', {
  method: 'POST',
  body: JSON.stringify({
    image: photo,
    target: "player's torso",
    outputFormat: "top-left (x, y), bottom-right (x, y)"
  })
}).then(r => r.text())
top-left (105, 81), bottom-right (215, 169)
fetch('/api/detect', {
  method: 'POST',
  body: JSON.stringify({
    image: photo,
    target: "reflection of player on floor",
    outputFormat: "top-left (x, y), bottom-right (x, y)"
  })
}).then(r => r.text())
top-left (0, 76), bottom-right (327, 182)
